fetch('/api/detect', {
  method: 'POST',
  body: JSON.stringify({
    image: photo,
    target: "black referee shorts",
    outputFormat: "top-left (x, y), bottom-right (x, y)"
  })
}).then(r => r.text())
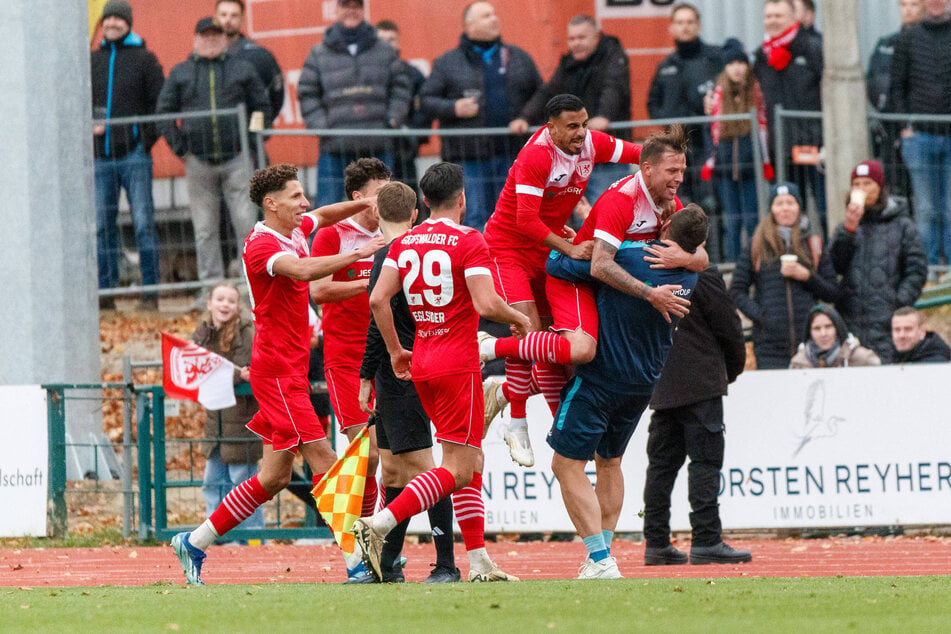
top-left (374, 371), bottom-right (434, 455)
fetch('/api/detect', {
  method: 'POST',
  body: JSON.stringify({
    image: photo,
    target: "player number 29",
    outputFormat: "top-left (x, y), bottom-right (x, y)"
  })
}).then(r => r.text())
top-left (399, 249), bottom-right (454, 307)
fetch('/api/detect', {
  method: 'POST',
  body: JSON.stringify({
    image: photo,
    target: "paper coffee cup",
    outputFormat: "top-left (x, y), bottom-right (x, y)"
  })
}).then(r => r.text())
top-left (780, 254), bottom-right (797, 263)
top-left (249, 111), bottom-right (265, 132)
top-left (850, 189), bottom-right (867, 207)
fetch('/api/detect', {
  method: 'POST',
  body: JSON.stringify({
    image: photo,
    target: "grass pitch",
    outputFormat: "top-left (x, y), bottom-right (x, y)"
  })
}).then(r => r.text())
top-left (2, 576), bottom-right (949, 632)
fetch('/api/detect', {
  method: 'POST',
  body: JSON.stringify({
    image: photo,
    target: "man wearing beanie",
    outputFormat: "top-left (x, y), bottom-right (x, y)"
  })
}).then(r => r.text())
top-left (829, 159), bottom-right (927, 362)
top-left (298, 0), bottom-right (413, 208)
top-left (889, 0), bottom-right (951, 265)
top-left (647, 3), bottom-right (722, 209)
top-left (91, 0), bottom-right (165, 311)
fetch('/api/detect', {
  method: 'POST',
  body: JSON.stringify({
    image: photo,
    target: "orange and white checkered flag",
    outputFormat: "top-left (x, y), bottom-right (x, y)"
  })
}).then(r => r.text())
top-left (311, 427), bottom-right (370, 555)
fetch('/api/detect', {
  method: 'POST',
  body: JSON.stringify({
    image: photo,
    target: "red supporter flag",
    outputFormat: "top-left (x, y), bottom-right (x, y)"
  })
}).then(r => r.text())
top-left (161, 332), bottom-right (236, 410)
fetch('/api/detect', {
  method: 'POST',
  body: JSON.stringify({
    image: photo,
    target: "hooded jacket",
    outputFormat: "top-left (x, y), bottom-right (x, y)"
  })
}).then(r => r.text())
top-left (789, 304), bottom-right (881, 368)
top-left (90, 31), bottom-right (165, 160)
top-left (421, 34), bottom-right (541, 161)
top-left (518, 34), bottom-right (630, 136)
top-left (298, 21), bottom-right (412, 154)
top-left (157, 51), bottom-right (270, 163)
top-left (830, 194), bottom-right (927, 363)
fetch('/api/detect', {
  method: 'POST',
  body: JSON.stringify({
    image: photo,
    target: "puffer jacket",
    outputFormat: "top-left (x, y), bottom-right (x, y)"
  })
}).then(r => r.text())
top-left (297, 21), bottom-right (412, 154)
top-left (90, 32), bottom-right (165, 159)
top-left (830, 195), bottom-right (927, 363)
top-left (421, 35), bottom-right (541, 161)
top-left (730, 242), bottom-right (839, 369)
top-left (157, 52), bottom-right (270, 162)
top-left (789, 335), bottom-right (881, 368)
top-left (192, 317), bottom-right (262, 465)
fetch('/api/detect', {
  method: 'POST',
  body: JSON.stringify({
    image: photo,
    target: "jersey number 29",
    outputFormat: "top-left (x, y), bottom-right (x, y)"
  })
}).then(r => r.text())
top-left (399, 249), bottom-right (454, 307)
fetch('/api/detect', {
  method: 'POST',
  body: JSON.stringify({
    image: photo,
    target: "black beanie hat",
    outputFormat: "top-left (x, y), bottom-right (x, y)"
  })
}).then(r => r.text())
top-left (102, 0), bottom-right (133, 28)
top-left (721, 38), bottom-right (748, 66)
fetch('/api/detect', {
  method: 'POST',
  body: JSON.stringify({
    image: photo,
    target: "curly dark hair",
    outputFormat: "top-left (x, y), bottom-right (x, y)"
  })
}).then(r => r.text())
top-left (344, 157), bottom-right (392, 200)
top-left (249, 163), bottom-right (299, 207)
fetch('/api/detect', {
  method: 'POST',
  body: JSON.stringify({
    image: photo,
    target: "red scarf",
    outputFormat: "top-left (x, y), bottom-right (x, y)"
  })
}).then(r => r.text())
top-left (762, 23), bottom-right (799, 71)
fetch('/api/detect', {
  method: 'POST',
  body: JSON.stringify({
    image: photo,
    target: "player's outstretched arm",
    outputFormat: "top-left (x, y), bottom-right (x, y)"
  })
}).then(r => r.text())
top-left (590, 238), bottom-right (689, 323)
top-left (369, 265), bottom-right (412, 379)
top-left (466, 275), bottom-right (531, 338)
top-left (308, 196), bottom-right (377, 229)
top-left (274, 236), bottom-right (385, 282)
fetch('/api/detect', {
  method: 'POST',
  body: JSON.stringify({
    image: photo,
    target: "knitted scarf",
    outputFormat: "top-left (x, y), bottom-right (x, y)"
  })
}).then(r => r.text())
top-left (762, 23), bottom-right (799, 71)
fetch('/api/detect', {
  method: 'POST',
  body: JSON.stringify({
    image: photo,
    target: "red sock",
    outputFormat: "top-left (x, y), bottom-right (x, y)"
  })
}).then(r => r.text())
top-left (362, 475), bottom-right (378, 517)
top-left (496, 332), bottom-right (571, 365)
top-left (505, 359), bottom-right (531, 419)
top-left (312, 473), bottom-right (326, 489)
top-left (386, 467), bottom-right (456, 524)
top-left (451, 472), bottom-right (485, 551)
top-left (534, 363), bottom-right (567, 415)
top-left (209, 475), bottom-right (271, 535)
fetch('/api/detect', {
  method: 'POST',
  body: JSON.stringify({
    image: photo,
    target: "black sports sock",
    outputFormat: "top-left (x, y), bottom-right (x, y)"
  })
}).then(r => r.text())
top-left (427, 496), bottom-right (456, 569)
top-left (380, 487), bottom-right (409, 572)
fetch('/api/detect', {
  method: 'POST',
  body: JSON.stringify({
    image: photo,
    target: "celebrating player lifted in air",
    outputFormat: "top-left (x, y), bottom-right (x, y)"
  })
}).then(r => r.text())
top-left (171, 164), bottom-right (384, 585)
top-left (481, 94), bottom-right (642, 467)
top-left (353, 162), bottom-right (531, 583)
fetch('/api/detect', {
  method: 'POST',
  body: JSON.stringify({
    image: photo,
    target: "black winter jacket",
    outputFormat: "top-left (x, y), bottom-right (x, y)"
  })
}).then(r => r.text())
top-left (90, 32), bottom-right (165, 159)
top-left (753, 29), bottom-right (824, 157)
top-left (157, 52), bottom-right (270, 163)
top-left (297, 22), bottom-right (411, 154)
top-left (651, 267), bottom-right (746, 410)
top-left (831, 195), bottom-right (927, 363)
top-left (228, 35), bottom-right (285, 121)
top-left (890, 332), bottom-right (951, 364)
top-left (867, 30), bottom-right (900, 112)
top-left (730, 240), bottom-right (839, 369)
top-left (421, 36), bottom-right (541, 161)
top-left (647, 39), bottom-right (721, 120)
top-left (889, 18), bottom-right (951, 133)
top-left (519, 35), bottom-right (630, 134)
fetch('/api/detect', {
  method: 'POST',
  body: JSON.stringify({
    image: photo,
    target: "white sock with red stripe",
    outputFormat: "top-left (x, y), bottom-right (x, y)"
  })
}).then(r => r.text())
top-left (195, 475), bottom-right (271, 550)
top-left (373, 467), bottom-right (457, 534)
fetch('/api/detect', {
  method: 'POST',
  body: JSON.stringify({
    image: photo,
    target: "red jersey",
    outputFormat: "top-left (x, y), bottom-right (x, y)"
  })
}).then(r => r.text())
top-left (575, 172), bottom-right (684, 248)
top-left (310, 218), bottom-right (381, 370)
top-left (484, 128), bottom-right (640, 260)
top-left (383, 218), bottom-right (492, 381)
top-left (243, 214), bottom-right (317, 378)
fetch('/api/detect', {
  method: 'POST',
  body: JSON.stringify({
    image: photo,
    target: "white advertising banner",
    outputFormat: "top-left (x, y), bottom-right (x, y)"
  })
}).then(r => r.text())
top-left (0, 386), bottom-right (48, 536)
top-left (404, 365), bottom-right (951, 534)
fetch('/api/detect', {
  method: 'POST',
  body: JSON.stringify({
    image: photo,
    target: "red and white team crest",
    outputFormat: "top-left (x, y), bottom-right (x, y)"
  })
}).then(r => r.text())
top-left (161, 333), bottom-right (236, 409)
top-left (576, 160), bottom-right (593, 179)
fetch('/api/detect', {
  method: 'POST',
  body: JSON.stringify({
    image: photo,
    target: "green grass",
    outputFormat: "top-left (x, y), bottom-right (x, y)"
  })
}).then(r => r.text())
top-left (1, 577), bottom-right (949, 632)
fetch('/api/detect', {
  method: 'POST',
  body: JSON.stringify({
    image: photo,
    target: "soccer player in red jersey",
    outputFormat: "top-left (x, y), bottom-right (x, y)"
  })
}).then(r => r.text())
top-left (481, 126), bottom-right (708, 455)
top-left (310, 158), bottom-right (389, 522)
top-left (353, 162), bottom-right (531, 583)
top-left (482, 93), bottom-right (642, 467)
top-left (171, 164), bottom-right (384, 586)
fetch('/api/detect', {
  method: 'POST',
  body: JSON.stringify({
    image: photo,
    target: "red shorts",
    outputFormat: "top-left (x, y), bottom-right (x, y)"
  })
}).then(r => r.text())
top-left (546, 275), bottom-right (599, 341)
top-left (414, 372), bottom-right (483, 448)
top-left (325, 366), bottom-right (370, 431)
top-left (490, 248), bottom-right (551, 318)
top-left (247, 374), bottom-right (326, 453)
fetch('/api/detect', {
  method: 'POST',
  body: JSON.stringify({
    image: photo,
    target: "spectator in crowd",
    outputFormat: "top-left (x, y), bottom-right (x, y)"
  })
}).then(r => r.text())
top-left (192, 282), bottom-right (264, 538)
top-left (644, 265), bottom-right (750, 566)
top-left (867, 0), bottom-right (923, 198)
top-left (793, 0), bottom-right (822, 42)
top-left (889, 306), bottom-right (951, 363)
top-left (215, 0), bottom-right (284, 124)
top-left (376, 19), bottom-right (430, 210)
top-left (830, 160), bottom-right (927, 362)
top-left (647, 2), bottom-right (722, 211)
top-left (420, 1), bottom-right (542, 230)
top-left (754, 0), bottom-right (826, 235)
top-left (157, 17), bottom-right (270, 305)
top-left (790, 304), bottom-right (881, 368)
top-left (703, 38), bottom-right (773, 262)
top-left (510, 14), bottom-right (631, 202)
top-left (731, 183), bottom-right (838, 369)
top-left (889, 0), bottom-right (951, 266)
top-left (298, 0), bottom-right (411, 208)
top-left (91, 0), bottom-right (164, 311)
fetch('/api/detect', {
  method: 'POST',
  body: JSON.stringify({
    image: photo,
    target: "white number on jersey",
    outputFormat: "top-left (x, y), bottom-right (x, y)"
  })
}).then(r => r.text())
top-left (398, 249), bottom-right (455, 307)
